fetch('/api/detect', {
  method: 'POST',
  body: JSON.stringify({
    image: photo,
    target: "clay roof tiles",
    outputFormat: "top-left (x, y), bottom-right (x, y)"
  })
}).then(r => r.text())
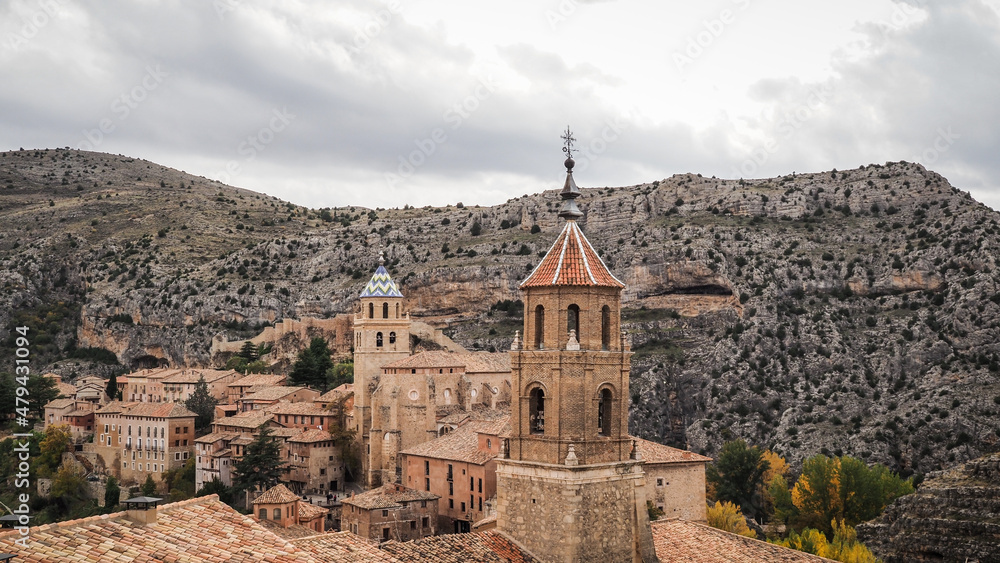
top-left (44, 398), bottom-right (77, 410)
top-left (297, 500), bottom-right (329, 521)
top-left (245, 386), bottom-right (311, 401)
top-left (0, 495), bottom-right (315, 563)
top-left (341, 484), bottom-right (439, 510)
top-left (288, 429), bottom-right (334, 443)
top-left (381, 530), bottom-right (541, 562)
top-left (521, 220), bottom-right (624, 289)
top-left (400, 418), bottom-right (508, 465)
top-left (162, 368), bottom-right (239, 384)
top-left (253, 484), bottom-right (301, 505)
top-left (651, 519), bottom-right (836, 562)
top-left (633, 437), bottom-right (713, 464)
top-left (293, 532), bottom-right (403, 562)
top-left (121, 402), bottom-right (196, 419)
top-left (230, 373), bottom-right (288, 388)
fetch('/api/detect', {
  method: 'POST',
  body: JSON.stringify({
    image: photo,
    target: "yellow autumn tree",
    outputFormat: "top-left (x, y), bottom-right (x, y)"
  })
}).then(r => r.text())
top-left (792, 455), bottom-right (843, 535)
top-left (760, 449), bottom-right (789, 518)
top-left (706, 500), bottom-right (756, 538)
top-left (774, 527), bottom-right (829, 555)
top-left (823, 519), bottom-right (880, 563)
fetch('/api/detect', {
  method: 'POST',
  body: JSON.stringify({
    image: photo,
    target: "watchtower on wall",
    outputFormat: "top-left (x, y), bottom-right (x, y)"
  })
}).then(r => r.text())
top-left (353, 254), bottom-right (411, 486)
top-left (496, 136), bottom-right (659, 563)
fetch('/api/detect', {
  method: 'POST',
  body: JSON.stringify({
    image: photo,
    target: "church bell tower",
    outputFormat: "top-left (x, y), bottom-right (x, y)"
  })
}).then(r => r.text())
top-left (495, 129), bottom-right (658, 563)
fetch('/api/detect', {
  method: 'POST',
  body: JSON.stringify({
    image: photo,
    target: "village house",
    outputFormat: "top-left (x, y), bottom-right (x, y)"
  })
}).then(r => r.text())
top-left (341, 483), bottom-right (440, 542)
top-left (194, 430), bottom-right (240, 491)
top-left (227, 372), bottom-right (288, 404)
top-left (267, 401), bottom-right (339, 432)
top-left (635, 437), bottom-right (713, 522)
top-left (400, 416), bottom-right (507, 533)
top-left (252, 483), bottom-right (329, 535)
top-left (93, 401), bottom-right (197, 484)
top-left (161, 367), bottom-right (242, 402)
top-left (284, 428), bottom-right (346, 494)
top-left (238, 385), bottom-right (320, 412)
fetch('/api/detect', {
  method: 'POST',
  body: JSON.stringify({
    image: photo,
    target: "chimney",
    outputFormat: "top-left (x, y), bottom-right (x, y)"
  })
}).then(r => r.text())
top-left (122, 496), bottom-right (162, 525)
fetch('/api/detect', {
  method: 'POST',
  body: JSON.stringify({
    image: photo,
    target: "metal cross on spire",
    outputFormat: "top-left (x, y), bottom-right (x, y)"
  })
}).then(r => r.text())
top-left (561, 126), bottom-right (576, 160)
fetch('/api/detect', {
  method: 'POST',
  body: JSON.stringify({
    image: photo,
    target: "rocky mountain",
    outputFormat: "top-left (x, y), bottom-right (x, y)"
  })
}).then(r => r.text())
top-left (857, 452), bottom-right (1000, 562)
top-left (2, 148), bottom-right (1000, 476)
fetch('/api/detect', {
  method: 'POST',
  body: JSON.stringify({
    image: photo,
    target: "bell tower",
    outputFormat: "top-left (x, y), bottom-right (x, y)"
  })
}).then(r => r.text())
top-left (496, 129), bottom-right (659, 563)
top-left (352, 252), bottom-right (411, 486)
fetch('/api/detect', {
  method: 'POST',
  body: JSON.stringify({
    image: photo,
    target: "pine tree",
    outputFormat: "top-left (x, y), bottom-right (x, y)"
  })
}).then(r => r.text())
top-left (185, 375), bottom-right (218, 433)
top-left (106, 371), bottom-right (118, 401)
top-left (232, 426), bottom-right (286, 497)
top-left (290, 337), bottom-right (333, 390)
top-left (141, 474), bottom-right (157, 496)
top-left (707, 439), bottom-right (770, 520)
top-left (104, 476), bottom-right (121, 511)
top-left (238, 340), bottom-right (258, 362)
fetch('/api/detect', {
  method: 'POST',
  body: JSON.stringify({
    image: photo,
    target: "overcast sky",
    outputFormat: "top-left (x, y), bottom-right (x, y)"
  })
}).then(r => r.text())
top-left (2, 0), bottom-right (998, 210)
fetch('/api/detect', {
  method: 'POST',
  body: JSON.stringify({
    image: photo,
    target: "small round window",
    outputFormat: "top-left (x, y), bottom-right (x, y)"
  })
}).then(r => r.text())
top-left (470, 388), bottom-right (478, 398)
top-left (408, 389), bottom-right (419, 401)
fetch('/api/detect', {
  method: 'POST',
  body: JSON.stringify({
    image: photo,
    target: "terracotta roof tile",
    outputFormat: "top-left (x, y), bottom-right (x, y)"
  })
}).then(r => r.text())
top-left (259, 519), bottom-right (327, 540)
top-left (0, 495), bottom-right (315, 563)
top-left (521, 221), bottom-right (624, 289)
top-left (253, 484), bottom-right (302, 504)
top-left (341, 484), bottom-right (439, 510)
top-left (651, 519), bottom-right (836, 562)
top-left (162, 368), bottom-right (239, 384)
top-left (293, 532), bottom-right (403, 562)
top-left (267, 402), bottom-right (332, 416)
top-left (297, 500), bottom-right (329, 521)
top-left (381, 530), bottom-right (541, 562)
top-left (230, 373), bottom-right (288, 388)
top-left (45, 398), bottom-right (77, 409)
top-left (245, 386), bottom-right (312, 401)
top-left (633, 437), bottom-right (714, 464)
top-left (401, 417), bottom-right (508, 464)
top-left (316, 385), bottom-right (353, 404)
top-left (120, 402), bottom-right (196, 419)
top-left (288, 429), bottom-right (334, 443)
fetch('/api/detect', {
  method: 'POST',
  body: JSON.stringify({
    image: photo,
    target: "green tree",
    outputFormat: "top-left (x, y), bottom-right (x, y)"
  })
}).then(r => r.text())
top-left (47, 464), bottom-right (96, 521)
top-left (27, 373), bottom-right (60, 419)
top-left (238, 340), bottom-right (258, 362)
top-left (105, 371), bottom-right (118, 401)
top-left (232, 426), bottom-right (286, 498)
top-left (326, 361), bottom-right (354, 390)
top-left (141, 474), bottom-right (157, 496)
top-left (470, 221), bottom-right (482, 236)
top-left (197, 476), bottom-right (234, 506)
top-left (35, 424), bottom-right (71, 477)
top-left (185, 375), bottom-right (218, 433)
top-left (163, 457), bottom-right (196, 502)
top-left (768, 474), bottom-right (798, 524)
top-left (290, 337), bottom-right (334, 390)
top-left (706, 439), bottom-right (770, 520)
top-left (104, 475), bottom-right (121, 511)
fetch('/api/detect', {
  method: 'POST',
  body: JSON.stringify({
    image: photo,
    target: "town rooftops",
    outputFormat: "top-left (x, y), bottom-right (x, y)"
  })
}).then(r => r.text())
top-left (381, 529), bottom-right (541, 562)
top-left (316, 385), bottom-right (353, 404)
top-left (634, 437), bottom-right (713, 464)
top-left (267, 402), bottom-right (331, 416)
top-left (296, 501), bottom-right (329, 521)
top-left (520, 220), bottom-right (624, 289)
top-left (44, 398), bottom-right (76, 410)
top-left (650, 519), bottom-right (835, 562)
top-left (0, 495), bottom-right (313, 563)
top-left (95, 400), bottom-right (138, 414)
top-left (119, 402), bottom-right (196, 419)
top-left (162, 368), bottom-right (239, 384)
top-left (401, 418), bottom-right (508, 465)
top-left (341, 483), bottom-right (439, 511)
top-left (230, 373), bottom-right (287, 388)
top-left (214, 412), bottom-right (273, 429)
top-left (253, 484), bottom-right (301, 505)
top-left (245, 386), bottom-right (312, 401)
top-left (292, 532), bottom-right (404, 562)
top-left (288, 429), bottom-right (334, 443)
top-left (194, 431), bottom-right (241, 444)
top-left (360, 263), bottom-right (403, 298)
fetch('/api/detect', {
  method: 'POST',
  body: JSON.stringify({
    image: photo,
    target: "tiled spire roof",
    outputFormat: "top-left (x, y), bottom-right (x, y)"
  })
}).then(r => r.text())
top-left (360, 253), bottom-right (403, 298)
top-left (521, 220), bottom-right (624, 288)
top-left (521, 129), bottom-right (624, 289)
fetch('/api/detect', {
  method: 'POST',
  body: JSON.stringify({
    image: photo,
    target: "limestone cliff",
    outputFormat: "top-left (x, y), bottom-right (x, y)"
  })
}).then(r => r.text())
top-left (2, 149), bottom-right (1000, 476)
top-left (858, 453), bottom-right (1000, 562)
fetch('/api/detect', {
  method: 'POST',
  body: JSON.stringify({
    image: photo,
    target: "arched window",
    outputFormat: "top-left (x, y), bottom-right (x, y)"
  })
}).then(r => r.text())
top-left (598, 388), bottom-right (612, 436)
top-left (529, 388), bottom-right (545, 434)
top-left (376, 332), bottom-right (383, 347)
top-left (389, 331), bottom-right (396, 344)
top-left (534, 305), bottom-right (545, 349)
top-left (273, 508), bottom-right (281, 520)
top-left (260, 508), bottom-right (268, 520)
top-left (396, 303), bottom-right (400, 318)
top-left (601, 305), bottom-right (611, 351)
top-left (382, 302), bottom-right (389, 319)
top-left (368, 303), bottom-right (374, 318)
top-left (567, 304), bottom-right (580, 343)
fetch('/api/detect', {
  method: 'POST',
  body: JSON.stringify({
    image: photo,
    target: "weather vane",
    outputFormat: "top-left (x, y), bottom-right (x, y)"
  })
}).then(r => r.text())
top-left (561, 126), bottom-right (576, 159)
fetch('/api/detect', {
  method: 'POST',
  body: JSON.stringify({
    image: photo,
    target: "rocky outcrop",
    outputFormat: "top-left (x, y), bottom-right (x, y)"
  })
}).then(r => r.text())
top-left (858, 453), bottom-right (1000, 562)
